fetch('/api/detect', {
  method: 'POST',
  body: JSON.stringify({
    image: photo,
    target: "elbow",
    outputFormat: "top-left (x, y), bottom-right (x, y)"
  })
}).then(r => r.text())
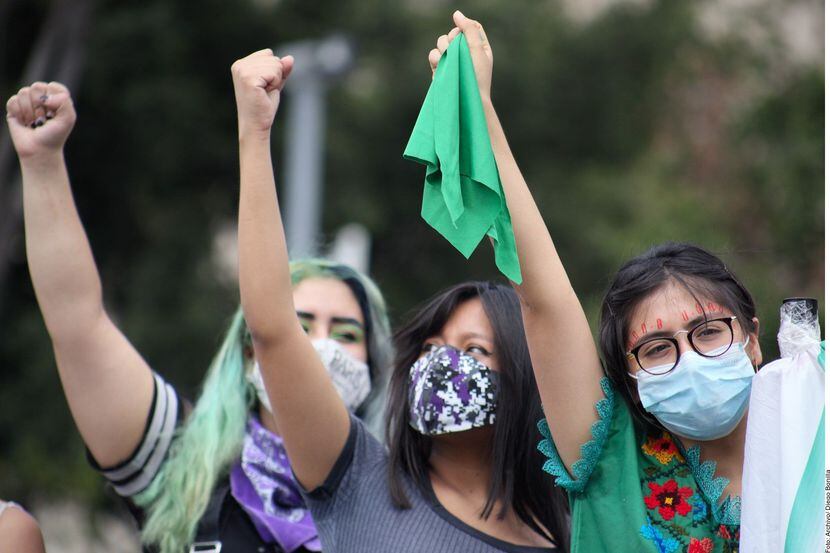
top-left (518, 287), bottom-right (581, 322)
top-left (242, 307), bottom-right (301, 351)
top-left (42, 297), bottom-right (106, 344)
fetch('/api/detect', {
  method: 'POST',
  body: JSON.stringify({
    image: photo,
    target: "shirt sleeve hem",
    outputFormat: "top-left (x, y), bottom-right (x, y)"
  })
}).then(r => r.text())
top-left (536, 377), bottom-right (616, 493)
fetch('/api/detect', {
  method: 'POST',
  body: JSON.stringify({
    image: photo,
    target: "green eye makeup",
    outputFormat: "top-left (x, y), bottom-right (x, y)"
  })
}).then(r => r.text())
top-left (331, 323), bottom-right (365, 344)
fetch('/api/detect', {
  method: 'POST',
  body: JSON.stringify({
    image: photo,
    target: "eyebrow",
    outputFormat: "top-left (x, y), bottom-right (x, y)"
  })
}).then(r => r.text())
top-left (331, 317), bottom-right (364, 328)
top-left (629, 314), bottom-right (711, 350)
top-left (459, 331), bottom-right (494, 343)
top-left (296, 311), bottom-right (364, 328)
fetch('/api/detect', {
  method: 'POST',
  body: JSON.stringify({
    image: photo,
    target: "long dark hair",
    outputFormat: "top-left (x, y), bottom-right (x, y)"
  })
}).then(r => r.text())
top-left (386, 281), bottom-right (570, 549)
top-left (599, 242), bottom-right (757, 432)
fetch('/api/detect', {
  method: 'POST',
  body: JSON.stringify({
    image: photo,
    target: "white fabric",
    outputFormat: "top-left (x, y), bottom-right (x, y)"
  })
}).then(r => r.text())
top-left (101, 372), bottom-right (170, 482)
top-left (739, 342), bottom-right (824, 553)
top-left (113, 380), bottom-right (179, 496)
top-left (248, 339), bottom-right (371, 413)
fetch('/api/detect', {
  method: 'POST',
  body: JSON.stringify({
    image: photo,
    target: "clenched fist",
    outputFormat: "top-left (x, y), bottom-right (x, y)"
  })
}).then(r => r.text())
top-left (232, 49), bottom-right (294, 138)
top-left (428, 11), bottom-right (493, 102)
top-left (5, 81), bottom-right (76, 159)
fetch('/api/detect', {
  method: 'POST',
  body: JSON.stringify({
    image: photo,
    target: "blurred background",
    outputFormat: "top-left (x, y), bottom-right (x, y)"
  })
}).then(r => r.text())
top-left (0, 0), bottom-right (824, 549)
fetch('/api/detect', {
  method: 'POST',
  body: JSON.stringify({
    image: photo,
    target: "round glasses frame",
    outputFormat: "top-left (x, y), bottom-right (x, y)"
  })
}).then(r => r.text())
top-left (626, 316), bottom-right (739, 375)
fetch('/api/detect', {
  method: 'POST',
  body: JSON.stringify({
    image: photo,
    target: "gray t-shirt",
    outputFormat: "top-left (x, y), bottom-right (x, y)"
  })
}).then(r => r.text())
top-left (302, 416), bottom-right (557, 552)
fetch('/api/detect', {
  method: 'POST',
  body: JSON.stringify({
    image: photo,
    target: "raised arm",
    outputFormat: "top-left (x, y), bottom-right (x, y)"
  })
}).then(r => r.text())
top-left (5, 82), bottom-right (154, 467)
top-left (430, 14), bottom-right (605, 471)
top-left (232, 50), bottom-right (350, 489)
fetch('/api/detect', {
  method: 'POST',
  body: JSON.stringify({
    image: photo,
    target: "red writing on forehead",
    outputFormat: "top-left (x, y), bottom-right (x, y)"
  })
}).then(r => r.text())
top-left (626, 304), bottom-right (723, 350)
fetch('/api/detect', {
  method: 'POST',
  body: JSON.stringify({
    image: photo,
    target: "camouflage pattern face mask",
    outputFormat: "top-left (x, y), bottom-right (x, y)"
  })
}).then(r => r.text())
top-left (407, 345), bottom-right (499, 435)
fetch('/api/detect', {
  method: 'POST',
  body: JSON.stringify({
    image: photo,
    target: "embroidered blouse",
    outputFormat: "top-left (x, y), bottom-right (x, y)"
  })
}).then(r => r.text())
top-left (537, 378), bottom-right (741, 553)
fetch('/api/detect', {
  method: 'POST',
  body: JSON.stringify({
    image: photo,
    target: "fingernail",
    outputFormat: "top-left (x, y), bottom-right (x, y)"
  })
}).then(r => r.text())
top-left (455, 10), bottom-right (465, 18)
top-left (34, 117), bottom-right (45, 127)
top-left (46, 111), bottom-right (55, 120)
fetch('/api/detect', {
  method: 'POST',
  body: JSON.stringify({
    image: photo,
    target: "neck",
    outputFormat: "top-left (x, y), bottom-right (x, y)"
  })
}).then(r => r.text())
top-left (679, 414), bottom-right (747, 498)
top-left (428, 426), bottom-right (494, 499)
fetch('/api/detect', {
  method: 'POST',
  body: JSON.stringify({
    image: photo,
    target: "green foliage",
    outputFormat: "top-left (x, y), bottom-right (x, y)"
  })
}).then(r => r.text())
top-left (0, 0), bottom-right (822, 508)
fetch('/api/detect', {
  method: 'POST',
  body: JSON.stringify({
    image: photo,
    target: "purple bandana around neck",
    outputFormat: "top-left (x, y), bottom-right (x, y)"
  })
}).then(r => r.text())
top-left (229, 416), bottom-right (321, 552)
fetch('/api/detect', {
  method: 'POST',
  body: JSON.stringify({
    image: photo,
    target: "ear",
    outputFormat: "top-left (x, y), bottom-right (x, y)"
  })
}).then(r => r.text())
top-left (747, 316), bottom-right (762, 367)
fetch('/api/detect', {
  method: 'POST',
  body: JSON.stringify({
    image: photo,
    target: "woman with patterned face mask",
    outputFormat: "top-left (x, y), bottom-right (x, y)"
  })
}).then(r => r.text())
top-left (232, 28), bottom-right (570, 551)
top-left (5, 80), bottom-right (393, 553)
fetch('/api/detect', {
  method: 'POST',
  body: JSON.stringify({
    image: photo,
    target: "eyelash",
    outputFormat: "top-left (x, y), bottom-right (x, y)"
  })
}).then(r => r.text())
top-left (420, 343), bottom-right (491, 356)
top-left (333, 332), bottom-right (360, 343)
top-left (467, 345), bottom-right (490, 356)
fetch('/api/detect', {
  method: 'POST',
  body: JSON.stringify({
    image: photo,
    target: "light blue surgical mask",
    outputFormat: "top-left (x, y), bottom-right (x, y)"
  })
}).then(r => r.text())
top-left (633, 338), bottom-right (754, 440)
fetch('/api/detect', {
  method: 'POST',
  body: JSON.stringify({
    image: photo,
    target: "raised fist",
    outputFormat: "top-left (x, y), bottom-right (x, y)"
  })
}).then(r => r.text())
top-left (231, 49), bottom-right (294, 137)
top-left (428, 11), bottom-right (493, 101)
top-left (5, 81), bottom-right (76, 159)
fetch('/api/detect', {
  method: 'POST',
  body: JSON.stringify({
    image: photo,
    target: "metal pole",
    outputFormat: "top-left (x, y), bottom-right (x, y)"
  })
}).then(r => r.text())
top-left (283, 74), bottom-right (325, 258)
top-left (278, 35), bottom-right (353, 258)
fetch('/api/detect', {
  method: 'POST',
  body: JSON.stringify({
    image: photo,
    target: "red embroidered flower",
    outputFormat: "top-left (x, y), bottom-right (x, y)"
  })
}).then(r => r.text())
top-left (644, 479), bottom-right (694, 520)
top-left (642, 432), bottom-right (682, 465)
top-left (688, 538), bottom-right (714, 553)
top-left (717, 525), bottom-right (733, 540)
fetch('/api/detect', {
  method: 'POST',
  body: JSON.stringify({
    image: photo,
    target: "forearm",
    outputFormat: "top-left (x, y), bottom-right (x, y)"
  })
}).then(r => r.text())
top-left (21, 152), bottom-right (105, 339)
top-left (237, 133), bottom-right (298, 342)
top-left (482, 99), bottom-right (579, 313)
top-left (236, 134), bottom-right (350, 488)
top-left (484, 98), bottom-right (604, 470)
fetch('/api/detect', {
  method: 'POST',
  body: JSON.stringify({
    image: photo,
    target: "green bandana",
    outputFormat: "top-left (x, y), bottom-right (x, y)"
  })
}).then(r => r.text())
top-left (403, 34), bottom-right (522, 283)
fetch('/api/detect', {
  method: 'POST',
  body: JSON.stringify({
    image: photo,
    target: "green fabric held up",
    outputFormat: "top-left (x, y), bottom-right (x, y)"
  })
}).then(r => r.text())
top-left (403, 34), bottom-right (522, 284)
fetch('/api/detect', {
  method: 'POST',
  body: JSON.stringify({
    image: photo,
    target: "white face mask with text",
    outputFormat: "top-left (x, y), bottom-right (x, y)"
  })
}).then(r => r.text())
top-left (247, 338), bottom-right (372, 413)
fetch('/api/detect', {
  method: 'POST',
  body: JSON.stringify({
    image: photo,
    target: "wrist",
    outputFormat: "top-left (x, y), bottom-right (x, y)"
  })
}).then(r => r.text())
top-left (238, 126), bottom-right (272, 145)
top-left (18, 150), bottom-right (66, 172)
top-left (480, 94), bottom-right (496, 115)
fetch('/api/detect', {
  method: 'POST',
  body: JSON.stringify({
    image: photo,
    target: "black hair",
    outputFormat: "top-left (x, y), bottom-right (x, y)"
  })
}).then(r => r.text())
top-left (386, 281), bottom-right (570, 549)
top-left (599, 242), bottom-right (757, 433)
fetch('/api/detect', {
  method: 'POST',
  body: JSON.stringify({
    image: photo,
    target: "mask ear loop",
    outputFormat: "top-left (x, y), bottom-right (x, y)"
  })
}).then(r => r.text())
top-left (738, 330), bottom-right (759, 373)
top-left (620, 358), bottom-right (665, 434)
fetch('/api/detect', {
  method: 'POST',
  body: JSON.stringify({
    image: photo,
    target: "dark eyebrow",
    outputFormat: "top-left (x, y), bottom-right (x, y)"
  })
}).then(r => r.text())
top-left (460, 331), bottom-right (493, 343)
top-left (630, 314), bottom-right (711, 350)
top-left (297, 312), bottom-right (363, 329)
top-left (330, 317), bottom-right (364, 328)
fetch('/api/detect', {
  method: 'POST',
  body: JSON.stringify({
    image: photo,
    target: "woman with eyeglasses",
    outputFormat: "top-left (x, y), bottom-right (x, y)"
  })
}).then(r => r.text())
top-left (478, 20), bottom-right (762, 551)
top-left (515, 212), bottom-right (759, 546)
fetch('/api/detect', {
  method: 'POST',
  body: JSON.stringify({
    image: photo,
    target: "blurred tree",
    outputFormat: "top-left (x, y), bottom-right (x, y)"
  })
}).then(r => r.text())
top-left (0, 0), bottom-right (822, 516)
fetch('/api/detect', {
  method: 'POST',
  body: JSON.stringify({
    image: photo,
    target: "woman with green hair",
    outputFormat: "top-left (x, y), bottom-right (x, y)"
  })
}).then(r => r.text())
top-left (6, 80), bottom-right (393, 552)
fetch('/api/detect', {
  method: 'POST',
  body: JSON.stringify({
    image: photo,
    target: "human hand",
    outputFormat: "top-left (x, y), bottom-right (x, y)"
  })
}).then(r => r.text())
top-left (428, 11), bottom-right (492, 101)
top-left (231, 49), bottom-right (294, 139)
top-left (5, 81), bottom-right (76, 159)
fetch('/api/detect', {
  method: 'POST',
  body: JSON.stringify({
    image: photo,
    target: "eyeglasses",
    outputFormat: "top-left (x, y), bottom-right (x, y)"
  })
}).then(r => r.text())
top-left (626, 316), bottom-right (739, 376)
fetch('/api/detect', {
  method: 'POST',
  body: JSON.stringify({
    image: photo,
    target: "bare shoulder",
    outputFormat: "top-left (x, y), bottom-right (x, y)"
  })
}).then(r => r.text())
top-left (0, 505), bottom-right (46, 553)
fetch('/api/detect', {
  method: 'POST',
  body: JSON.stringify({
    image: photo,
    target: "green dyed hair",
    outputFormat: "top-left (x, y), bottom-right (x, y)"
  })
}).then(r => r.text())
top-left (133, 259), bottom-right (392, 553)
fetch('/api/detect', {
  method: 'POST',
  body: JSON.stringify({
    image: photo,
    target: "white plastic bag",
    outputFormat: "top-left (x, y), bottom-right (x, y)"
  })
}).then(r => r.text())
top-left (740, 299), bottom-right (824, 553)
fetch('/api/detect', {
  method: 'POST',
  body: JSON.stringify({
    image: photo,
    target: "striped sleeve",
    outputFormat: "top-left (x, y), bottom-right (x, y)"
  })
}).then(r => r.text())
top-left (88, 372), bottom-right (182, 497)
